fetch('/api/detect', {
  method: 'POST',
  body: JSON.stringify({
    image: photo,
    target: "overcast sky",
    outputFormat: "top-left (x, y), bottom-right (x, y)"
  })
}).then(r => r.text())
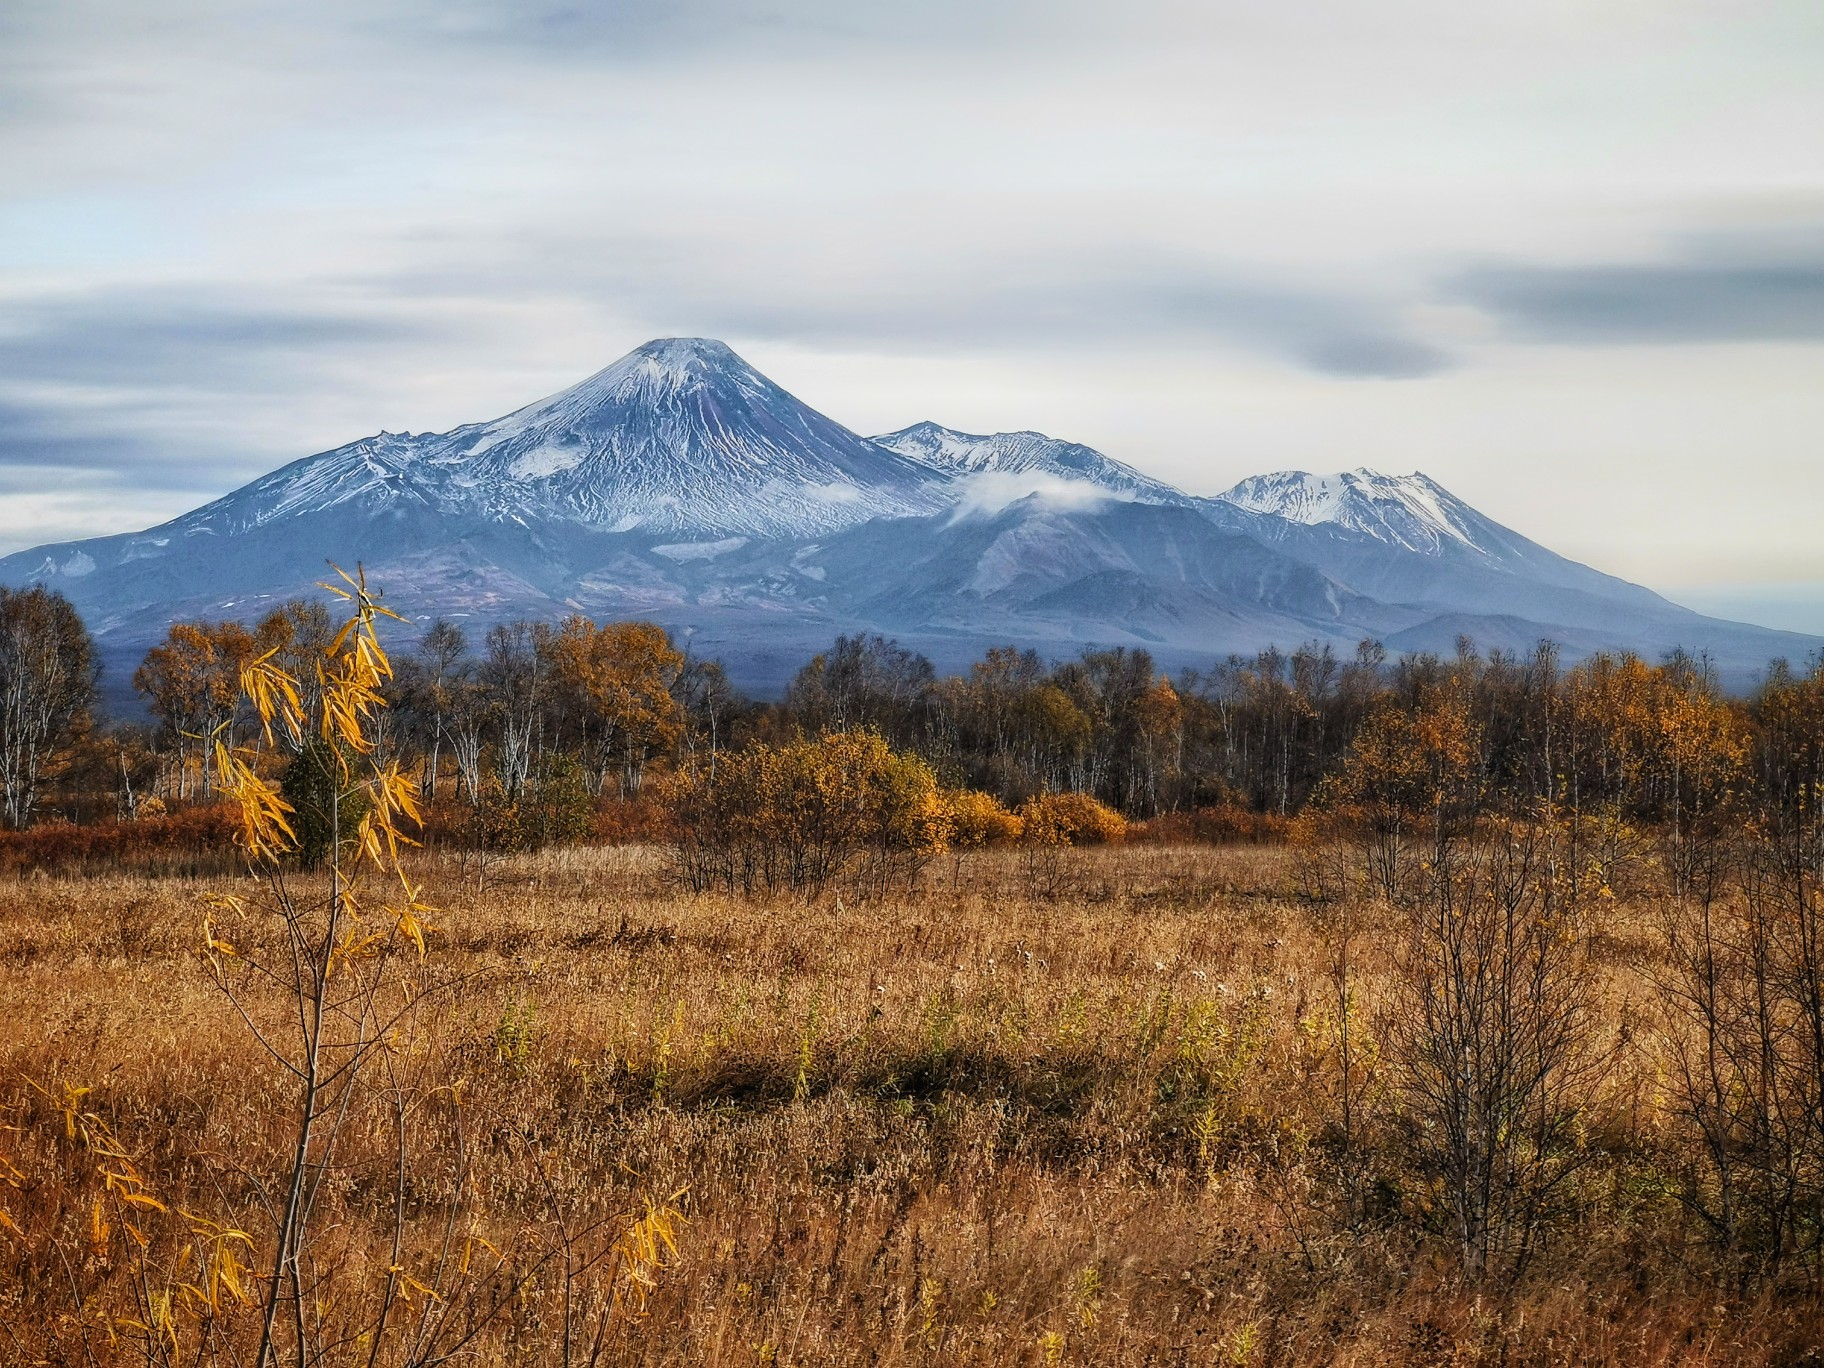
top-left (3, 1), bottom-right (1822, 628)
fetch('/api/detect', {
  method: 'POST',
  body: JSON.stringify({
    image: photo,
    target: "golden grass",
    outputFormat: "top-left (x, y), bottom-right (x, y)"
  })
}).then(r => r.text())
top-left (2, 844), bottom-right (1820, 1364)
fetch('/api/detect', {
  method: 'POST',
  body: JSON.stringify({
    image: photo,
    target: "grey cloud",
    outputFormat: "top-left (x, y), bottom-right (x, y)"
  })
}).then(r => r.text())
top-left (699, 273), bottom-right (1452, 379)
top-left (0, 289), bottom-right (425, 387)
top-left (0, 393), bottom-right (253, 491)
top-left (0, 0), bottom-right (1072, 121)
top-left (1140, 275), bottom-right (1450, 377)
top-left (0, 402), bottom-right (147, 475)
top-left (0, 286), bottom-right (434, 494)
top-left (366, 0), bottom-right (1058, 59)
top-left (0, 399), bottom-right (240, 545)
top-left (1298, 333), bottom-right (1448, 378)
top-left (1454, 235), bottom-right (1824, 344)
top-left (384, 237), bottom-right (1451, 379)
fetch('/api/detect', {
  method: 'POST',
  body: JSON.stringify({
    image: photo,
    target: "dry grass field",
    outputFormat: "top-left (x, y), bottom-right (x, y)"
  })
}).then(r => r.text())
top-left (2, 841), bottom-right (1821, 1365)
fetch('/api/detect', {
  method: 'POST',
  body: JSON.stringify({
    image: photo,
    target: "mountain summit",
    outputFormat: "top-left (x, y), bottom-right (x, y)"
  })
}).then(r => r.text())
top-left (175, 338), bottom-right (947, 544)
top-left (1217, 469), bottom-right (1475, 554)
top-left (1, 337), bottom-right (1814, 693)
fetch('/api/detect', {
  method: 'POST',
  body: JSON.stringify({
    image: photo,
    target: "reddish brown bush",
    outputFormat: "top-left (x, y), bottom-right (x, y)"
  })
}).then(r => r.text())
top-left (1130, 803), bottom-right (1293, 846)
top-left (418, 792), bottom-right (674, 850)
top-left (591, 795), bottom-right (673, 844)
top-left (0, 805), bottom-right (241, 876)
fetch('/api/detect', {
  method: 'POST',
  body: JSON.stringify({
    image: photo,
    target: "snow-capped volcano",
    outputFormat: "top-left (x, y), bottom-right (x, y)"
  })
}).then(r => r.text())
top-left (181, 338), bottom-right (948, 542)
top-left (1, 336), bottom-right (1816, 695)
top-left (873, 422), bottom-right (1189, 505)
top-left (1215, 469), bottom-right (1480, 555)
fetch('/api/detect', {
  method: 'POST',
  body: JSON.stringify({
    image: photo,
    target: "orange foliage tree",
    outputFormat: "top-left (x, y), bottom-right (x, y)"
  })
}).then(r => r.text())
top-left (1321, 686), bottom-right (1482, 899)
top-left (541, 617), bottom-right (685, 797)
top-left (1553, 653), bottom-right (1749, 896)
top-left (134, 620), bottom-right (258, 800)
top-left (1015, 791), bottom-right (1128, 847)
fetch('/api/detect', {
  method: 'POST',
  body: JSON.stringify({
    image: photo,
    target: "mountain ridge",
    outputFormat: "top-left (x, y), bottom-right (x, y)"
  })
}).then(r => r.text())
top-left (2, 336), bottom-right (1815, 696)
top-left (873, 421), bottom-right (1192, 508)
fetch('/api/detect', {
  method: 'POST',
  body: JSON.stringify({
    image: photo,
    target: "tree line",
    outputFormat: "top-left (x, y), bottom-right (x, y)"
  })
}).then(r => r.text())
top-left (2, 585), bottom-right (1822, 856)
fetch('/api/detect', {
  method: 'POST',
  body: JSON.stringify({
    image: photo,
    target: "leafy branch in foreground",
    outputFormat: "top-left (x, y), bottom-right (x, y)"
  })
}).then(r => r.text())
top-left (206, 564), bottom-right (451, 1367)
top-left (191, 564), bottom-right (686, 1368)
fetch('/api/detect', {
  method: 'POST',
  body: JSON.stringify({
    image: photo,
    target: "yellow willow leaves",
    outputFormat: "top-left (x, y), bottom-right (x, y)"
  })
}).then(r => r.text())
top-left (0, 1134), bottom-right (24, 1239)
top-left (328, 934), bottom-right (386, 974)
top-left (32, 1071), bottom-right (257, 1338)
top-left (611, 1190), bottom-right (688, 1319)
top-left (321, 560), bottom-right (402, 628)
top-left (33, 1078), bottom-right (102, 1149)
top-left (130, 1293), bottom-right (182, 1358)
top-left (209, 560), bottom-right (438, 962)
top-left (458, 1229), bottom-right (504, 1277)
top-left (320, 663), bottom-right (385, 760)
top-left (214, 741), bottom-right (297, 860)
top-left (179, 1215), bottom-right (256, 1315)
top-left (90, 1195), bottom-right (111, 1254)
top-left (201, 901), bottom-right (241, 965)
top-left (319, 879), bottom-right (437, 969)
top-left (104, 1167), bottom-right (169, 1214)
top-left (357, 762), bottom-right (425, 870)
top-left (317, 563), bottom-right (403, 765)
top-left (385, 874), bottom-right (438, 958)
top-left (383, 1264), bottom-right (442, 1305)
top-left (240, 646), bottom-right (304, 748)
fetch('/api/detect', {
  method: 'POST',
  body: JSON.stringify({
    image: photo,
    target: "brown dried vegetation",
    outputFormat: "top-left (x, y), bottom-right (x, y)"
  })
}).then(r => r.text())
top-left (3, 838), bottom-right (1823, 1364)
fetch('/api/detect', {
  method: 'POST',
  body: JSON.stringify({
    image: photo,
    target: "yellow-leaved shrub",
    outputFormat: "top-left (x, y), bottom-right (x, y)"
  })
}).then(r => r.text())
top-left (661, 730), bottom-right (949, 897)
top-left (1016, 791), bottom-right (1128, 846)
top-left (944, 788), bottom-right (1025, 847)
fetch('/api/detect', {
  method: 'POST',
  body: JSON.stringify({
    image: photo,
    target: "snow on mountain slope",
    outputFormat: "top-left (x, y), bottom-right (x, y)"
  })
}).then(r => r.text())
top-left (1210, 464), bottom-right (1670, 617)
top-left (874, 422), bottom-right (1189, 506)
top-left (785, 493), bottom-right (1390, 650)
top-left (1215, 469), bottom-right (1485, 555)
top-left (2, 337), bottom-right (1816, 692)
top-left (1206, 466), bottom-right (1679, 617)
top-left (176, 338), bottom-right (950, 542)
top-left (167, 432), bottom-right (438, 537)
